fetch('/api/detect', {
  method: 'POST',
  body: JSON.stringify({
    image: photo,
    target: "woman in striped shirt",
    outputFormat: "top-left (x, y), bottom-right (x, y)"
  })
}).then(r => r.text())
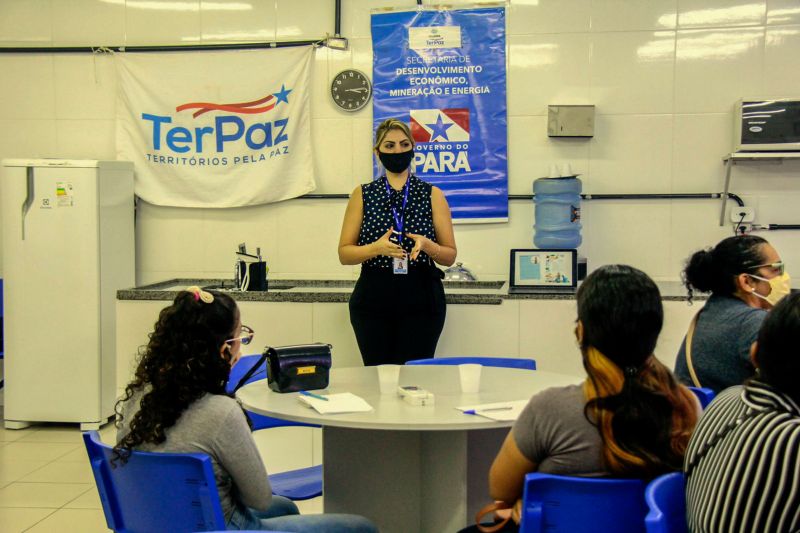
top-left (684, 291), bottom-right (800, 533)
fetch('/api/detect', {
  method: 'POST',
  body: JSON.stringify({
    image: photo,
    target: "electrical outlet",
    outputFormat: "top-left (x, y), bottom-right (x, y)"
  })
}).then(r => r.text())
top-left (730, 206), bottom-right (755, 223)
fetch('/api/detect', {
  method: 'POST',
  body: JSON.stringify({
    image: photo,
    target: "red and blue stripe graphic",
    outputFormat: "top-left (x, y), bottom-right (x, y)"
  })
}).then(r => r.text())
top-left (176, 84), bottom-right (292, 118)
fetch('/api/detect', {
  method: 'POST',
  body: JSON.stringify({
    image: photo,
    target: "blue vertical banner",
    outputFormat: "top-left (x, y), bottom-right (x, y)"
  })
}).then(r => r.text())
top-left (371, 7), bottom-right (508, 222)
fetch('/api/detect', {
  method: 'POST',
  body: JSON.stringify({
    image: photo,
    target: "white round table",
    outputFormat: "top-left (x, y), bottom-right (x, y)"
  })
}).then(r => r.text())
top-left (238, 365), bottom-right (581, 533)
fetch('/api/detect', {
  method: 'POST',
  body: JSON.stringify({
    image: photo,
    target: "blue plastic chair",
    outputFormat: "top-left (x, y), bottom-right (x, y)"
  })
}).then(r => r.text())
top-left (228, 354), bottom-right (313, 430)
top-left (519, 473), bottom-right (647, 533)
top-left (687, 387), bottom-right (715, 410)
top-left (83, 430), bottom-right (226, 533)
top-left (227, 354), bottom-right (322, 501)
top-left (645, 472), bottom-right (687, 533)
top-left (405, 356), bottom-right (537, 370)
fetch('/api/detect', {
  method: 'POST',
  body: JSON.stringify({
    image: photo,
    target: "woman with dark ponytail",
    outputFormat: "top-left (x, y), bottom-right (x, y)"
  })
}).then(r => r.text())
top-left (674, 235), bottom-right (790, 392)
top-left (470, 266), bottom-right (698, 532)
top-left (115, 287), bottom-right (377, 532)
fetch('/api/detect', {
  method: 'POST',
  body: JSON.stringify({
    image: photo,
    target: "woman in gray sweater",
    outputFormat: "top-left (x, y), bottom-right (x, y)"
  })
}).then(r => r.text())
top-left (114, 287), bottom-right (376, 532)
top-left (464, 266), bottom-right (699, 532)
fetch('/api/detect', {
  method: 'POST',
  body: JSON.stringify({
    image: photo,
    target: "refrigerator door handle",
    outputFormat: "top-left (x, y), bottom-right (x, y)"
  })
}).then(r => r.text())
top-left (21, 165), bottom-right (34, 240)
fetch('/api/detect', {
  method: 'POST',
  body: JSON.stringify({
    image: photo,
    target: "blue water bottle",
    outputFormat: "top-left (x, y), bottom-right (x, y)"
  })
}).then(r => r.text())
top-left (533, 177), bottom-right (582, 249)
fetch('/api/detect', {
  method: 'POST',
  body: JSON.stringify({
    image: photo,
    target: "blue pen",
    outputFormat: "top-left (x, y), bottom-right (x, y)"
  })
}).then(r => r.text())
top-left (300, 390), bottom-right (329, 401)
top-left (464, 406), bottom-right (513, 415)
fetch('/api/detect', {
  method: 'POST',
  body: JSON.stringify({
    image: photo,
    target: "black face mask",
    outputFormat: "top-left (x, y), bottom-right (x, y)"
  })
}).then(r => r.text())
top-left (378, 150), bottom-right (414, 173)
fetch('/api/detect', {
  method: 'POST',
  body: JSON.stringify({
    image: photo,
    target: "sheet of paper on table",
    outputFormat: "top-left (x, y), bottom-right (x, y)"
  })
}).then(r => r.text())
top-left (297, 392), bottom-right (373, 414)
top-left (455, 399), bottom-right (529, 421)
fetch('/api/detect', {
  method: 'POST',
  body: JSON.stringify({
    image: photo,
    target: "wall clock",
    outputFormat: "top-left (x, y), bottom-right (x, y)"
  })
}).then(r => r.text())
top-left (330, 69), bottom-right (372, 112)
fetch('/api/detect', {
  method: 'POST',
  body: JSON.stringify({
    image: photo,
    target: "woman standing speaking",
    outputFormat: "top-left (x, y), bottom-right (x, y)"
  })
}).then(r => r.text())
top-left (338, 118), bottom-right (457, 366)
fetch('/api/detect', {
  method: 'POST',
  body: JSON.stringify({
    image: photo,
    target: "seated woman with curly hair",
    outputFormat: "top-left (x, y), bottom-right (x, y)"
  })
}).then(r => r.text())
top-left (114, 287), bottom-right (377, 533)
top-left (464, 265), bottom-right (701, 532)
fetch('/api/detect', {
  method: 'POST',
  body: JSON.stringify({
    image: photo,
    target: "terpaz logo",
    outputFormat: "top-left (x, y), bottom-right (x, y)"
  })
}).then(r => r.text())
top-left (140, 84), bottom-right (293, 161)
top-left (410, 109), bottom-right (470, 143)
top-left (408, 26), bottom-right (462, 50)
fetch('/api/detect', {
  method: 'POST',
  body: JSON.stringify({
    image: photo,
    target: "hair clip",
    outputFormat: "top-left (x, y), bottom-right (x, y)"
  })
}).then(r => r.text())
top-left (185, 285), bottom-right (214, 303)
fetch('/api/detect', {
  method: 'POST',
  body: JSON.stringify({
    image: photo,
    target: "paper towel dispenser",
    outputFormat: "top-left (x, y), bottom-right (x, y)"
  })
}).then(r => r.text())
top-left (548, 105), bottom-right (595, 137)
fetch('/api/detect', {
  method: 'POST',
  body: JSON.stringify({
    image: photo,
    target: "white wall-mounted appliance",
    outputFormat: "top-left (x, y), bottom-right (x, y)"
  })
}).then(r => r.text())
top-left (734, 98), bottom-right (800, 152)
top-left (1, 159), bottom-right (134, 430)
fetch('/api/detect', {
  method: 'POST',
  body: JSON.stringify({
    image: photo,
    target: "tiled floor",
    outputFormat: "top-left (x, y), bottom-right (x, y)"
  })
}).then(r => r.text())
top-left (0, 403), bottom-right (323, 532)
top-left (0, 412), bottom-right (112, 533)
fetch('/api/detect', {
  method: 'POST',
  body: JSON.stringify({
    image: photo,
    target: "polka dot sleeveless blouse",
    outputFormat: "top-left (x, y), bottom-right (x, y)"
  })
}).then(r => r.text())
top-left (358, 175), bottom-right (437, 270)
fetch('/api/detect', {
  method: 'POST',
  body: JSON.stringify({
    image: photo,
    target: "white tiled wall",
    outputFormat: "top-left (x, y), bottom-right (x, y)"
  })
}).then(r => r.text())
top-left (1, 0), bottom-right (799, 283)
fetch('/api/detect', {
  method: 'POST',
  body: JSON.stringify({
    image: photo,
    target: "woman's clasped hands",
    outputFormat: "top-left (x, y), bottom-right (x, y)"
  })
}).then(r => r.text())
top-left (374, 228), bottom-right (406, 259)
top-left (373, 228), bottom-right (439, 261)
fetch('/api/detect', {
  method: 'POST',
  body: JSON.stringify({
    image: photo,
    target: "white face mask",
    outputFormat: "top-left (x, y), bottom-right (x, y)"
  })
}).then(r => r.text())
top-left (749, 272), bottom-right (792, 307)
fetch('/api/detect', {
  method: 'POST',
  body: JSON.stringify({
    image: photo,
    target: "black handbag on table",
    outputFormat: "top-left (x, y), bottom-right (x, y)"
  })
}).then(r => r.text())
top-left (266, 343), bottom-right (332, 393)
top-left (231, 343), bottom-right (332, 394)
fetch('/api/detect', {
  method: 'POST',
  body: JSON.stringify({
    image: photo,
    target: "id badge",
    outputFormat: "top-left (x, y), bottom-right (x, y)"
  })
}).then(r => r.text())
top-left (393, 256), bottom-right (408, 275)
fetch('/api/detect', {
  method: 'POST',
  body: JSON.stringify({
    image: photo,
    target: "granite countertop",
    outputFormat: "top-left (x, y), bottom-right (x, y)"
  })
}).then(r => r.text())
top-left (118, 278), bottom-right (507, 304)
top-left (117, 278), bottom-right (700, 305)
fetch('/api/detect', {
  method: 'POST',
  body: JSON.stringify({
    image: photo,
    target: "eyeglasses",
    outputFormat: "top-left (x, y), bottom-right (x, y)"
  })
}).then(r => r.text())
top-left (225, 325), bottom-right (254, 345)
top-left (748, 261), bottom-right (785, 276)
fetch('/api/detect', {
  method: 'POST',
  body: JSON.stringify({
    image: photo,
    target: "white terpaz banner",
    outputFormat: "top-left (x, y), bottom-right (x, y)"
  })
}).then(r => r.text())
top-left (116, 47), bottom-right (315, 208)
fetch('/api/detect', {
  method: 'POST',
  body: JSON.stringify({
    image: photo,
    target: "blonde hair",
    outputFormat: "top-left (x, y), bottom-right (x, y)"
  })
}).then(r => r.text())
top-left (582, 346), bottom-right (698, 477)
top-left (374, 118), bottom-right (414, 150)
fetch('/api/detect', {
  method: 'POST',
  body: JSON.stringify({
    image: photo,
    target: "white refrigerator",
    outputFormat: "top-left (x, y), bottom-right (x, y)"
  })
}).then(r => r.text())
top-left (1, 159), bottom-right (134, 430)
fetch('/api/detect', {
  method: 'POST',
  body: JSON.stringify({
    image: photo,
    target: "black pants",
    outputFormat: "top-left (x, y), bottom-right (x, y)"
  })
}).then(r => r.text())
top-left (349, 267), bottom-right (446, 366)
